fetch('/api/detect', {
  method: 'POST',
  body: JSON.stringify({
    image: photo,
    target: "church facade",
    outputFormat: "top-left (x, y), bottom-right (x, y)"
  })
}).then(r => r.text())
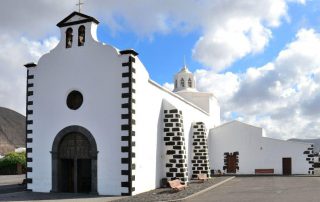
top-left (24, 12), bottom-right (313, 196)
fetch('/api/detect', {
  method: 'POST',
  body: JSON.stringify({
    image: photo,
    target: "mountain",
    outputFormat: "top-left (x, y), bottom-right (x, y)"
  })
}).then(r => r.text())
top-left (0, 107), bottom-right (25, 155)
top-left (288, 138), bottom-right (320, 153)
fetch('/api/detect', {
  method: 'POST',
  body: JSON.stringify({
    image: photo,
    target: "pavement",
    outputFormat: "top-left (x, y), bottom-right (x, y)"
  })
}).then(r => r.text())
top-left (185, 176), bottom-right (320, 202)
top-left (1, 175), bottom-right (320, 202)
top-left (0, 175), bottom-right (25, 194)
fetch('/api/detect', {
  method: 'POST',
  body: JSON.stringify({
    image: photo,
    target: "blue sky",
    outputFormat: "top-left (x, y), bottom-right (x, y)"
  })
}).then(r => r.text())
top-left (1, 0), bottom-right (320, 140)
top-left (97, 22), bottom-right (202, 83)
top-left (94, 1), bottom-right (320, 84)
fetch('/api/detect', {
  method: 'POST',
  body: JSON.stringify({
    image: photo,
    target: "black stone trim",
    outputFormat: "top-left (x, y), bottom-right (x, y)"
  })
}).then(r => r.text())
top-left (24, 63), bottom-right (37, 68)
top-left (223, 152), bottom-right (239, 174)
top-left (121, 158), bottom-right (129, 164)
top-left (303, 146), bottom-right (314, 175)
top-left (25, 69), bottom-right (34, 188)
top-left (120, 49), bottom-right (139, 56)
top-left (163, 108), bottom-right (188, 183)
top-left (122, 83), bottom-right (130, 88)
top-left (120, 51), bottom-right (137, 195)
top-left (121, 147), bottom-right (130, 153)
top-left (27, 91), bottom-right (33, 96)
top-left (121, 125), bottom-right (130, 130)
top-left (26, 178), bottom-right (32, 183)
top-left (121, 182), bottom-right (130, 187)
top-left (57, 11), bottom-right (99, 27)
top-left (191, 122), bottom-right (210, 179)
top-left (122, 170), bottom-right (129, 175)
top-left (27, 167), bottom-right (33, 172)
top-left (122, 93), bottom-right (130, 98)
top-left (121, 136), bottom-right (130, 141)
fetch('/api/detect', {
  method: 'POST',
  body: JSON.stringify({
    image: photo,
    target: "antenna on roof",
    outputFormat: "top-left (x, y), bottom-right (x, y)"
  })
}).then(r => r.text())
top-left (76, 0), bottom-right (84, 13)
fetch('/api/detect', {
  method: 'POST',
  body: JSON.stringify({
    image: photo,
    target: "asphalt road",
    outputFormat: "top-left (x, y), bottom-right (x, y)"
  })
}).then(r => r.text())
top-left (0, 175), bottom-right (25, 194)
top-left (186, 176), bottom-right (320, 202)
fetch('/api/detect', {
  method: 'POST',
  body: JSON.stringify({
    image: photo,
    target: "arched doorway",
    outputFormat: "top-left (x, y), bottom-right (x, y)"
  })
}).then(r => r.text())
top-left (51, 126), bottom-right (97, 193)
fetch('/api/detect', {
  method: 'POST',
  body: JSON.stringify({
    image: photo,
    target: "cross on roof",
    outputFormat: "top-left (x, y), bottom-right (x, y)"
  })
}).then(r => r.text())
top-left (76, 0), bottom-right (84, 13)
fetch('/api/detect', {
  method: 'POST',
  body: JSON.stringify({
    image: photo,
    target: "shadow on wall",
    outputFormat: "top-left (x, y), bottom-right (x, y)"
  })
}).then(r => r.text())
top-left (207, 131), bottom-right (214, 171)
top-left (187, 124), bottom-right (193, 179)
top-left (155, 104), bottom-right (165, 187)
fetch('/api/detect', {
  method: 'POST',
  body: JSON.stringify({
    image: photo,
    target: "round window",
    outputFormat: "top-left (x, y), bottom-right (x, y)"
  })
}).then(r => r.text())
top-left (66, 90), bottom-right (83, 110)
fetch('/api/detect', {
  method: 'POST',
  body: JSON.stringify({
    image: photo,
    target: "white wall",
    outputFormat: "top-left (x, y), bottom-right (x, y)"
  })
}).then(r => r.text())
top-left (29, 13), bottom-right (221, 196)
top-left (132, 58), bottom-right (220, 194)
top-left (28, 21), bottom-right (129, 195)
top-left (208, 121), bottom-right (311, 175)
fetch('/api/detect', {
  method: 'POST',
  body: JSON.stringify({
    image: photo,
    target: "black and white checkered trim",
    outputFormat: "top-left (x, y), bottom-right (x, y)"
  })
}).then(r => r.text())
top-left (24, 62), bottom-right (36, 191)
top-left (119, 49), bottom-right (138, 196)
top-left (191, 122), bottom-right (210, 179)
top-left (163, 108), bottom-right (188, 184)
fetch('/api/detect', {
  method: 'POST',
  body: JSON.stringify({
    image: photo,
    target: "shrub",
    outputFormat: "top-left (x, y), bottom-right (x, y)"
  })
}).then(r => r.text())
top-left (0, 151), bottom-right (26, 175)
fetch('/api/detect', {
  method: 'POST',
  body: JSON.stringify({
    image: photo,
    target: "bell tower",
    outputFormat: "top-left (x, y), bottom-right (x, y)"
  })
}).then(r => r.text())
top-left (173, 65), bottom-right (197, 92)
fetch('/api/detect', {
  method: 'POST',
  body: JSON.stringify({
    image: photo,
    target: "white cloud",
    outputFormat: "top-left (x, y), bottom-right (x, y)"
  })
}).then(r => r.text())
top-left (196, 28), bottom-right (320, 140)
top-left (0, 0), bottom-right (306, 71)
top-left (163, 82), bottom-right (174, 91)
top-left (0, 0), bottom-right (315, 141)
top-left (88, 0), bottom-right (297, 71)
top-left (0, 35), bottom-right (58, 115)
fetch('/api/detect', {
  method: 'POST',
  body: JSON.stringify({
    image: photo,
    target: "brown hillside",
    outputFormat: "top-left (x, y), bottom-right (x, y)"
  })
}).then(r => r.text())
top-left (0, 107), bottom-right (25, 155)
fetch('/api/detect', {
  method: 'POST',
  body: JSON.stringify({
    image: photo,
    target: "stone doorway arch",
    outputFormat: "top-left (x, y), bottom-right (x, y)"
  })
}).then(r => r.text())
top-left (51, 126), bottom-right (98, 193)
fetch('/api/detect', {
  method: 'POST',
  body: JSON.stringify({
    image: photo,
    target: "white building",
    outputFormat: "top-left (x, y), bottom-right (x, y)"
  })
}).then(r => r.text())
top-left (208, 121), bottom-right (314, 175)
top-left (24, 12), bottom-right (313, 196)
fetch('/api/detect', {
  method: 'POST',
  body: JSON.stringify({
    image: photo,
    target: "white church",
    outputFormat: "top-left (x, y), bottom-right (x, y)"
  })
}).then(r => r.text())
top-left (24, 12), bottom-right (314, 196)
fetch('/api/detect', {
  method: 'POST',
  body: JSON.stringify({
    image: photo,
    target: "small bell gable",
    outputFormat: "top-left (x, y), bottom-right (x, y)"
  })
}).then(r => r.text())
top-left (55, 12), bottom-right (100, 50)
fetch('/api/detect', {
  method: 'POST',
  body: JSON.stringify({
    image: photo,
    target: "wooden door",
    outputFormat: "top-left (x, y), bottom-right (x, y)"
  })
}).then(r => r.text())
top-left (60, 159), bottom-right (74, 192)
top-left (282, 158), bottom-right (292, 175)
top-left (227, 155), bottom-right (237, 173)
top-left (77, 159), bottom-right (92, 193)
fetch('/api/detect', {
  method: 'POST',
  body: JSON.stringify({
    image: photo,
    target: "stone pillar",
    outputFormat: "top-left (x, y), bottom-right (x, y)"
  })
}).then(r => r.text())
top-left (191, 122), bottom-right (210, 179)
top-left (163, 108), bottom-right (188, 184)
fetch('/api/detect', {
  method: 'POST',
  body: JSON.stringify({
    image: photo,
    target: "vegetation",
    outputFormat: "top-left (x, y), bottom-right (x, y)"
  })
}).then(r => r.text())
top-left (0, 151), bottom-right (26, 174)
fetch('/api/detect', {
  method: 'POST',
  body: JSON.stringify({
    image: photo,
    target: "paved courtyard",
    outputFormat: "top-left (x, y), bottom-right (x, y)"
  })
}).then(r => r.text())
top-left (0, 175), bottom-right (319, 201)
top-left (186, 176), bottom-right (320, 202)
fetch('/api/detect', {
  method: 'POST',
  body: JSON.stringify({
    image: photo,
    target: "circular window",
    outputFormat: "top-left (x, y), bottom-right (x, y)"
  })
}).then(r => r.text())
top-left (66, 91), bottom-right (83, 110)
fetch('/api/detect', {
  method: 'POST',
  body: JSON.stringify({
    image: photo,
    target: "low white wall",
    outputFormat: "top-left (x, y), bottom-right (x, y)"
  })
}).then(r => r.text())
top-left (209, 121), bottom-right (311, 175)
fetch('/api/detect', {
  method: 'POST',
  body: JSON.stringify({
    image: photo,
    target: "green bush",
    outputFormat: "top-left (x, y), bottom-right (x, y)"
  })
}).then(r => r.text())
top-left (0, 151), bottom-right (26, 174)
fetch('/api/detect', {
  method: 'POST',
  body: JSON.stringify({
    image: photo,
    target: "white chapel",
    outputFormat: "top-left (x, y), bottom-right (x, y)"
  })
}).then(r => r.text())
top-left (23, 11), bottom-right (314, 196)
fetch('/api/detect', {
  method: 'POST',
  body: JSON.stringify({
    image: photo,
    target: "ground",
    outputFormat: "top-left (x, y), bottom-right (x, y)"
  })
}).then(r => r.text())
top-left (0, 175), bottom-right (319, 201)
top-left (186, 176), bottom-right (320, 202)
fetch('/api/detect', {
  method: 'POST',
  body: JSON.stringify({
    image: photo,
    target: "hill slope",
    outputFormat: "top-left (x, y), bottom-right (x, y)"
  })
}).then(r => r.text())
top-left (0, 107), bottom-right (25, 155)
top-left (289, 138), bottom-right (320, 153)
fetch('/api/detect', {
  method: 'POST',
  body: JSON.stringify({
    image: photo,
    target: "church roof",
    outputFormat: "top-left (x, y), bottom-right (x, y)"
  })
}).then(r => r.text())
top-left (178, 65), bottom-right (191, 74)
top-left (57, 11), bottom-right (99, 27)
